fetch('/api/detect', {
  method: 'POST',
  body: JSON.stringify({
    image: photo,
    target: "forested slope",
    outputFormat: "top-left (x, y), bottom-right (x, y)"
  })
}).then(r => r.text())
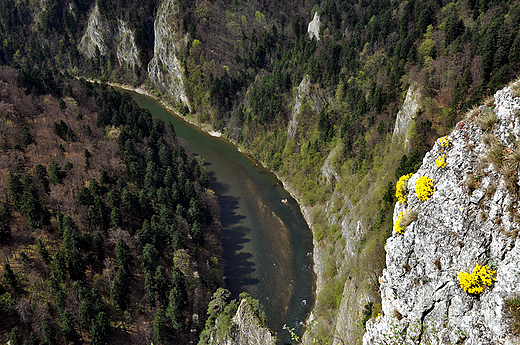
top-left (0, 66), bottom-right (222, 344)
top-left (2, 0), bottom-right (520, 343)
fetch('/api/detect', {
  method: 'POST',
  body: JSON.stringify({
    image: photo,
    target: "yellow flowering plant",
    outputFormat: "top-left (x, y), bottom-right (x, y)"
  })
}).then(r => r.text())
top-left (435, 154), bottom-right (447, 168)
top-left (439, 136), bottom-right (449, 147)
top-left (396, 173), bottom-right (413, 204)
top-left (393, 211), bottom-right (405, 235)
top-left (458, 264), bottom-right (496, 295)
top-left (415, 176), bottom-right (434, 201)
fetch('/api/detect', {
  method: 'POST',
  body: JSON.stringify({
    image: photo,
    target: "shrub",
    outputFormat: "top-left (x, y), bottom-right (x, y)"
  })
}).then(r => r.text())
top-left (415, 176), bottom-right (434, 201)
top-left (457, 264), bottom-right (496, 295)
top-left (435, 154), bottom-right (447, 168)
top-left (396, 173), bottom-right (413, 204)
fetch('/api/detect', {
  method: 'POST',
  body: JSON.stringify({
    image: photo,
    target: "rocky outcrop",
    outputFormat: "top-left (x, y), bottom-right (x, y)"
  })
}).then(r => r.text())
top-left (364, 83), bottom-right (520, 344)
top-left (288, 76), bottom-right (311, 141)
top-left (288, 75), bottom-right (327, 142)
top-left (78, 5), bottom-right (108, 59)
top-left (308, 12), bottom-right (320, 41)
top-left (392, 84), bottom-right (421, 147)
top-left (210, 299), bottom-right (275, 345)
top-left (116, 19), bottom-right (141, 67)
top-left (78, 6), bottom-right (140, 68)
top-left (147, 0), bottom-right (190, 109)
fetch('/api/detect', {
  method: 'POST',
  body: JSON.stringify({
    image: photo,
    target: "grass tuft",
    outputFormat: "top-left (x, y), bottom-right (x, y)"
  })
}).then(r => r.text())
top-left (506, 298), bottom-right (520, 334)
top-left (478, 108), bottom-right (498, 131)
top-left (401, 210), bottom-right (418, 228)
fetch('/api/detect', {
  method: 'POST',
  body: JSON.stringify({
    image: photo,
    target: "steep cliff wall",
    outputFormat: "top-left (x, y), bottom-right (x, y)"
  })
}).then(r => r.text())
top-left (116, 19), bottom-right (141, 68)
top-left (364, 83), bottom-right (520, 344)
top-left (147, 0), bottom-right (190, 109)
top-left (78, 5), bottom-right (108, 59)
top-left (78, 5), bottom-right (140, 68)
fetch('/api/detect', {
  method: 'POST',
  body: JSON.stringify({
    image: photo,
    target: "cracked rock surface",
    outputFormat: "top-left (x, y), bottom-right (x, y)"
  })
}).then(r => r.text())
top-left (364, 83), bottom-right (520, 344)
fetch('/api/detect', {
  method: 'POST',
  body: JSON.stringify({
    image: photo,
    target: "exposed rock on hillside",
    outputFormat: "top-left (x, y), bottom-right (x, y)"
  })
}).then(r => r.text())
top-left (288, 76), bottom-right (311, 141)
top-left (210, 299), bottom-right (275, 345)
top-left (147, 0), bottom-right (190, 109)
top-left (78, 6), bottom-right (140, 68)
top-left (364, 83), bottom-right (520, 344)
top-left (392, 84), bottom-right (421, 147)
top-left (116, 19), bottom-right (141, 67)
top-left (78, 5), bottom-right (108, 58)
top-left (308, 12), bottom-right (320, 41)
top-left (288, 75), bottom-right (328, 142)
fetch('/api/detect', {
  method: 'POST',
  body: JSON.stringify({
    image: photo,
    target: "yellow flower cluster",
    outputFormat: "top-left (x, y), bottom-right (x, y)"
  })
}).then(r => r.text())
top-left (415, 176), bottom-right (435, 201)
top-left (393, 211), bottom-right (405, 235)
top-left (439, 136), bottom-right (449, 147)
top-left (436, 154), bottom-right (447, 168)
top-left (458, 264), bottom-right (496, 295)
top-left (396, 173), bottom-right (413, 204)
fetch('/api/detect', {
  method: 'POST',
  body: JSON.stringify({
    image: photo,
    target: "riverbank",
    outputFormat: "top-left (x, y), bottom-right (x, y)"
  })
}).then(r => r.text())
top-left (113, 80), bottom-right (318, 333)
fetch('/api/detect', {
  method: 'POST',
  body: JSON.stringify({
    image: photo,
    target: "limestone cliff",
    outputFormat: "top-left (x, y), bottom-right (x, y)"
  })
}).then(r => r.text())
top-left (78, 5), bottom-right (108, 59)
top-left (392, 84), bottom-right (421, 147)
top-left (308, 13), bottom-right (321, 41)
top-left (116, 19), bottom-right (141, 68)
top-left (147, 0), bottom-right (190, 110)
top-left (364, 83), bottom-right (520, 344)
top-left (78, 5), bottom-right (140, 68)
top-left (209, 299), bottom-right (275, 345)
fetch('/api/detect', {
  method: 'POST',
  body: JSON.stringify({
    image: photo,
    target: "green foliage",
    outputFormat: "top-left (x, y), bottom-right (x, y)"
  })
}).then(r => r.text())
top-left (153, 309), bottom-right (170, 344)
top-left (0, 202), bottom-right (12, 243)
top-left (10, 327), bottom-right (22, 345)
top-left (199, 288), bottom-right (267, 344)
top-left (91, 311), bottom-right (109, 345)
top-left (361, 302), bottom-right (374, 329)
top-left (3, 263), bottom-right (17, 288)
top-left (168, 267), bottom-right (187, 330)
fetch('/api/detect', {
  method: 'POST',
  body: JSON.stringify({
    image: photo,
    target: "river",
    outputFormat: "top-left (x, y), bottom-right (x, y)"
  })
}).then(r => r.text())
top-left (124, 89), bottom-right (315, 343)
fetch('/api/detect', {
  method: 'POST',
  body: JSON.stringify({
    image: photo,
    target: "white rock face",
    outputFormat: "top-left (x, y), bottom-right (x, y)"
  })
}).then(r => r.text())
top-left (308, 12), bottom-right (320, 41)
top-left (78, 6), bottom-right (140, 68)
top-left (393, 85), bottom-right (421, 146)
top-left (288, 75), bottom-right (327, 142)
top-left (78, 5), bottom-right (108, 58)
top-left (147, 0), bottom-right (190, 109)
top-left (210, 299), bottom-right (275, 345)
top-left (116, 19), bottom-right (141, 67)
top-left (288, 76), bottom-right (311, 141)
top-left (364, 84), bottom-right (520, 344)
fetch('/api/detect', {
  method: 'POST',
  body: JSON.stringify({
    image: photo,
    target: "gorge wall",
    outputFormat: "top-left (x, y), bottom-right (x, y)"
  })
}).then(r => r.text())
top-left (67, 0), bottom-right (520, 343)
top-left (364, 83), bottom-right (520, 344)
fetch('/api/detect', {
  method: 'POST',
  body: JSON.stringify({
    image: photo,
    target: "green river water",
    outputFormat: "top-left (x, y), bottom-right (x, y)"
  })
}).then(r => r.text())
top-left (125, 90), bottom-right (315, 343)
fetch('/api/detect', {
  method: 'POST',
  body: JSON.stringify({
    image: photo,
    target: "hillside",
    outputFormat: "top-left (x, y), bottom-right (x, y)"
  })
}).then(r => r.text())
top-left (0, 66), bottom-right (222, 344)
top-left (2, 0), bottom-right (520, 343)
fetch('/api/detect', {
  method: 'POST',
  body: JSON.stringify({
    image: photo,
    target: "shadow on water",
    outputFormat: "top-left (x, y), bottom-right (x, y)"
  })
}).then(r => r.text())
top-left (210, 174), bottom-right (260, 296)
top-left (122, 89), bottom-right (315, 344)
